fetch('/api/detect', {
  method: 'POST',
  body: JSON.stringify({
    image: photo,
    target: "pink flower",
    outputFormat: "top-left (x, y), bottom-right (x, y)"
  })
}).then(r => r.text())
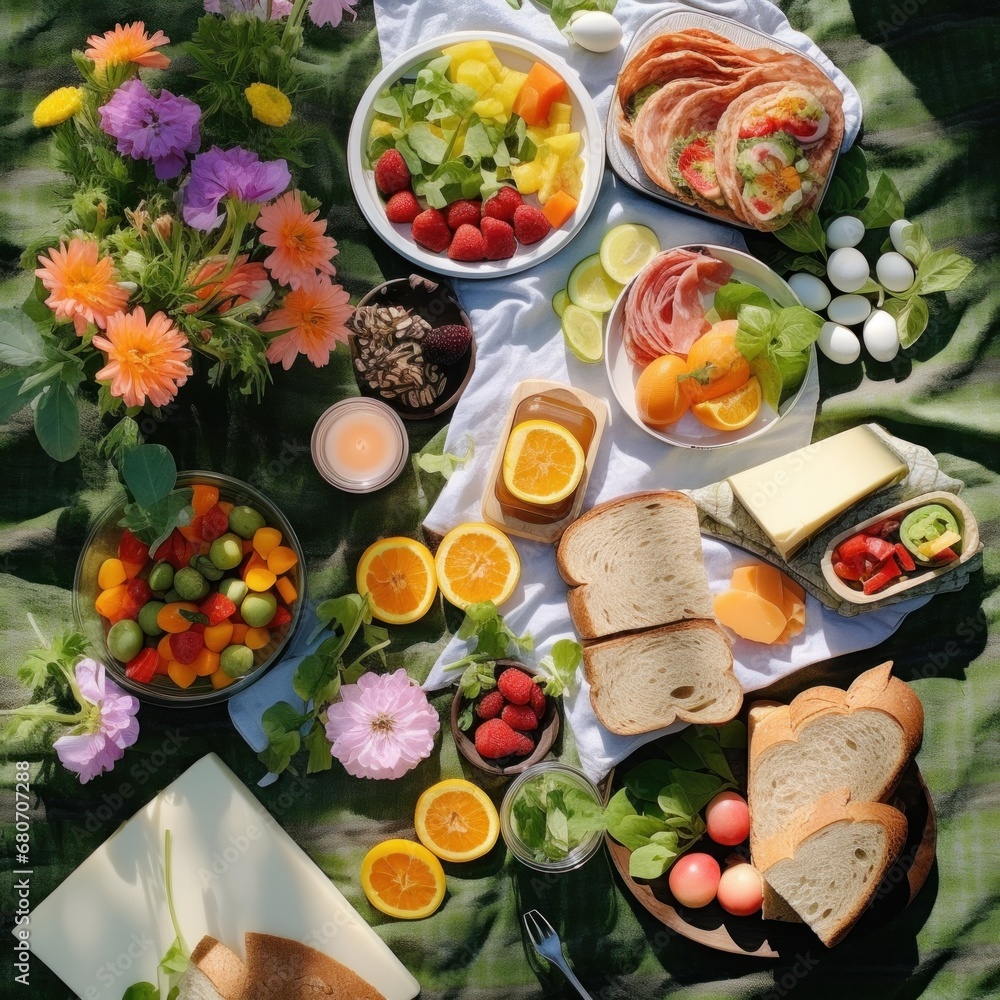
top-left (308, 0), bottom-right (358, 28)
top-left (259, 273), bottom-right (352, 369)
top-left (324, 669), bottom-right (440, 780)
top-left (53, 659), bottom-right (140, 784)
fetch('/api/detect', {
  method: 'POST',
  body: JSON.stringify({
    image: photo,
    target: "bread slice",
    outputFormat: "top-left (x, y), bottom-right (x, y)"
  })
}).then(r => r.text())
top-left (583, 620), bottom-right (742, 735)
top-left (190, 935), bottom-right (246, 1000)
top-left (556, 490), bottom-right (714, 639)
top-left (753, 788), bottom-right (908, 947)
top-left (240, 932), bottom-right (386, 1000)
top-left (177, 965), bottom-right (227, 1000)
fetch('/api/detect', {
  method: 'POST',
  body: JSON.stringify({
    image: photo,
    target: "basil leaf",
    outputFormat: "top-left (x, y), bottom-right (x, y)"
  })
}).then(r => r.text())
top-left (628, 842), bottom-right (677, 880)
top-left (771, 349), bottom-right (811, 402)
top-left (820, 145), bottom-right (869, 217)
top-left (735, 303), bottom-right (774, 361)
top-left (34, 382), bottom-right (79, 462)
top-left (750, 355), bottom-right (782, 412)
top-left (912, 248), bottom-right (975, 295)
top-left (773, 305), bottom-right (824, 354)
top-left (0, 369), bottom-right (35, 422)
top-left (900, 223), bottom-right (932, 266)
top-left (773, 211), bottom-right (827, 256)
top-left (713, 281), bottom-right (771, 321)
top-left (719, 719), bottom-right (748, 749)
top-left (623, 759), bottom-right (675, 801)
top-left (612, 813), bottom-right (664, 851)
top-left (122, 984), bottom-right (160, 1000)
top-left (884, 294), bottom-right (929, 348)
top-left (121, 444), bottom-right (177, 508)
top-left (0, 309), bottom-right (47, 367)
top-left (858, 172), bottom-right (905, 228)
top-left (304, 721), bottom-right (333, 773)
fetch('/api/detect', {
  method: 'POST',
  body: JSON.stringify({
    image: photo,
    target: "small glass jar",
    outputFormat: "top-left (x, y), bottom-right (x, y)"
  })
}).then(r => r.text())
top-left (500, 761), bottom-right (605, 873)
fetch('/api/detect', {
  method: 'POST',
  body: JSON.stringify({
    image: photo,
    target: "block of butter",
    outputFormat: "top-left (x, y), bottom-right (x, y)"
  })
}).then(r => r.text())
top-left (727, 426), bottom-right (908, 560)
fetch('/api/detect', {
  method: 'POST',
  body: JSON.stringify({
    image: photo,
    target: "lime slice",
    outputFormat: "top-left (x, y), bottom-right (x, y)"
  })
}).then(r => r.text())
top-left (567, 254), bottom-right (623, 313)
top-left (552, 288), bottom-right (569, 318)
top-left (561, 303), bottom-right (604, 363)
top-left (599, 224), bottom-right (661, 284)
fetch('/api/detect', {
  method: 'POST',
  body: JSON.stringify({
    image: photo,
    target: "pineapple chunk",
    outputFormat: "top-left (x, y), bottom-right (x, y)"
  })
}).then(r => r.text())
top-left (455, 60), bottom-right (496, 98)
top-left (488, 70), bottom-right (528, 115)
top-left (537, 156), bottom-right (562, 205)
top-left (557, 156), bottom-right (585, 200)
top-left (472, 98), bottom-right (506, 120)
top-left (486, 55), bottom-right (504, 79)
top-left (511, 159), bottom-right (543, 195)
top-left (527, 125), bottom-right (555, 145)
top-left (548, 102), bottom-right (572, 126)
top-left (441, 41), bottom-right (499, 80)
top-left (544, 132), bottom-right (580, 159)
top-left (369, 119), bottom-right (395, 141)
top-left (550, 123), bottom-right (571, 136)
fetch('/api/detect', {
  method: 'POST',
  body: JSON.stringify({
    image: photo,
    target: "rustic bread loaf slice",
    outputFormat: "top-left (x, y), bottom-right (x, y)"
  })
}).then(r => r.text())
top-left (583, 620), bottom-right (742, 735)
top-left (753, 788), bottom-right (908, 947)
top-left (556, 490), bottom-right (714, 639)
top-left (189, 935), bottom-right (246, 1000)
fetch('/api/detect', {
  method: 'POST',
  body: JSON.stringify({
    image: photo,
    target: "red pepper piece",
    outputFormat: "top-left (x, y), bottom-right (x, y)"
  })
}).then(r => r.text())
top-left (125, 648), bottom-right (159, 684)
top-left (155, 530), bottom-right (192, 571)
top-left (834, 559), bottom-right (865, 582)
top-left (267, 605), bottom-right (293, 629)
top-left (862, 555), bottom-right (903, 595)
top-left (933, 546), bottom-right (958, 563)
top-left (200, 592), bottom-right (237, 626)
top-left (836, 533), bottom-right (871, 560)
top-left (169, 631), bottom-right (205, 665)
top-left (125, 577), bottom-right (152, 607)
top-left (863, 535), bottom-right (896, 562)
top-left (200, 504), bottom-right (230, 542)
top-left (118, 529), bottom-right (150, 567)
top-left (894, 543), bottom-right (916, 572)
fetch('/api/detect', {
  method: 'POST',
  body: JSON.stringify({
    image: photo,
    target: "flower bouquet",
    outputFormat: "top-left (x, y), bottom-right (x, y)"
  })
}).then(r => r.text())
top-left (2, 0), bottom-right (358, 463)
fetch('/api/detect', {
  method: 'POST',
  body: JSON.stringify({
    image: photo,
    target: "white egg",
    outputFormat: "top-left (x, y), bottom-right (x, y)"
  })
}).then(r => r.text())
top-left (818, 321), bottom-right (861, 364)
top-left (569, 11), bottom-right (623, 52)
top-left (889, 219), bottom-right (912, 255)
top-left (875, 252), bottom-right (915, 293)
top-left (827, 293), bottom-right (872, 326)
top-left (788, 273), bottom-right (831, 312)
top-left (863, 310), bottom-right (900, 362)
top-left (826, 247), bottom-right (870, 293)
top-left (825, 215), bottom-right (865, 250)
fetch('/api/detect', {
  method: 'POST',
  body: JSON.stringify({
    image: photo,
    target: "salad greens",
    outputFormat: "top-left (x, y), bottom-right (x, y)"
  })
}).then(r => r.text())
top-left (606, 722), bottom-right (745, 880)
top-left (367, 56), bottom-right (536, 208)
top-left (510, 770), bottom-right (604, 862)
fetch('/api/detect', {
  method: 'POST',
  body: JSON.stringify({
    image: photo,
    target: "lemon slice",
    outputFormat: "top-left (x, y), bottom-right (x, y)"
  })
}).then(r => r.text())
top-left (502, 419), bottom-right (586, 505)
top-left (414, 778), bottom-right (500, 863)
top-left (434, 522), bottom-right (520, 610)
top-left (552, 288), bottom-right (569, 317)
top-left (690, 377), bottom-right (762, 432)
top-left (566, 254), bottom-right (623, 313)
top-left (561, 303), bottom-right (604, 364)
top-left (599, 224), bottom-right (661, 284)
top-left (356, 536), bottom-right (437, 625)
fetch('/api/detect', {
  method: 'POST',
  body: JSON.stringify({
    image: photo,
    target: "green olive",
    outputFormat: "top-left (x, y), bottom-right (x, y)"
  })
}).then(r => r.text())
top-left (107, 619), bottom-right (144, 662)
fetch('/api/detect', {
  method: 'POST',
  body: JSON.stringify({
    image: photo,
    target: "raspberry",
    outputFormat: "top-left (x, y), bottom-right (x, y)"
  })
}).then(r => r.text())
top-left (483, 186), bottom-right (523, 222)
top-left (374, 149), bottom-right (410, 196)
top-left (169, 630), bottom-right (204, 665)
top-left (447, 223), bottom-right (487, 262)
top-left (480, 217), bottom-right (516, 261)
top-left (528, 683), bottom-right (547, 720)
top-left (501, 703), bottom-right (539, 732)
top-left (514, 732), bottom-right (535, 757)
top-left (385, 190), bottom-right (421, 224)
top-left (445, 199), bottom-right (482, 230)
top-left (411, 208), bottom-right (451, 253)
top-left (512, 205), bottom-right (552, 246)
top-left (423, 324), bottom-right (472, 366)
top-left (474, 718), bottom-right (522, 759)
top-left (497, 667), bottom-right (534, 706)
top-left (476, 690), bottom-right (505, 720)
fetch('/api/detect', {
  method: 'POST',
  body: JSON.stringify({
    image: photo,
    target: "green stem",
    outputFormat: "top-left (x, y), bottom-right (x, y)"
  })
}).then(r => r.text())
top-left (0, 706), bottom-right (86, 724)
top-left (163, 829), bottom-right (189, 958)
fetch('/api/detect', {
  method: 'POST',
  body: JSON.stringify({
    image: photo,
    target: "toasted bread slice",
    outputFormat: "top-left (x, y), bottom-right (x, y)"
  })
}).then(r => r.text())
top-left (190, 935), bottom-right (246, 1000)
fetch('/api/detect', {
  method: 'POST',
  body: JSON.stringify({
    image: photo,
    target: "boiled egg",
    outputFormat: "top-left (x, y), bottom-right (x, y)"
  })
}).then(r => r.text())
top-left (875, 252), bottom-right (915, 293)
top-left (827, 247), bottom-right (870, 292)
top-left (788, 272), bottom-right (831, 312)
top-left (889, 218), bottom-right (912, 255)
top-left (569, 11), bottom-right (623, 52)
top-left (827, 293), bottom-right (872, 326)
top-left (863, 309), bottom-right (900, 362)
top-left (818, 321), bottom-right (861, 364)
top-left (825, 215), bottom-right (865, 250)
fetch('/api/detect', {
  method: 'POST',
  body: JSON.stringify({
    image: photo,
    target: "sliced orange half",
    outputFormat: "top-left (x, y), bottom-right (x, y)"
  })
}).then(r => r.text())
top-left (434, 523), bottom-right (520, 610)
top-left (501, 419), bottom-right (586, 506)
top-left (690, 376), bottom-right (761, 432)
top-left (414, 778), bottom-right (501, 863)
top-left (360, 838), bottom-right (446, 919)
top-left (356, 537), bottom-right (437, 625)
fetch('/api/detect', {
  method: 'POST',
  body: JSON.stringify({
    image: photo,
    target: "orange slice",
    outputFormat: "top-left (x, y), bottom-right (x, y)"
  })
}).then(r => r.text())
top-left (501, 419), bottom-right (585, 506)
top-left (690, 376), bottom-right (761, 432)
top-left (360, 839), bottom-right (446, 919)
top-left (434, 523), bottom-right (520, 610)
top-left (356, 537), bottom-right (437, 625)
top-left (414, 778), bottom-right (500, 863)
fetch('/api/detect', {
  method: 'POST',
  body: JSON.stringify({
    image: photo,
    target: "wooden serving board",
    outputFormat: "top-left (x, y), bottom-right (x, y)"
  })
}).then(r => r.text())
top-left (480, 379), bottom-right (608, 544)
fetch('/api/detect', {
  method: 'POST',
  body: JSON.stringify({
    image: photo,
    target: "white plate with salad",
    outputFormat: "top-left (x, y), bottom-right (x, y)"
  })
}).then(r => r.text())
top-left (347, 31), bottom-right (604, 279)
top-left (604, 245), bottom-right (819, 449)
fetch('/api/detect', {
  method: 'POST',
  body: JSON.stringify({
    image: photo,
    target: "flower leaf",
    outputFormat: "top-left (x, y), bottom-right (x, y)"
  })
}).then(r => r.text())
top-left (121, 444), bottom-right (178, 508)
top-left (310, 593), bottom-right (367, 645)
top-left (293, 651), bottom-right (339, 705)
top-left (857, 172), bottom-right (905, 228)
top-left (304, 721), bottom-right (333, 774)
top-left (414, 435), bottom-right (474, 481)
top-left (159, 939), bottom-right (188, 977)
top-left (457, 702), bottom-right (475, 731)
top-left (899, 223), bottom-right (933, 266)
top-left (819, 145), bottom-right (869, 217)
top-left (34, 382), bottom-right (80, 462)
top-left (0, 370), bottom-right (36, 423)
top-left (0, 309), bottom-right (48, 367)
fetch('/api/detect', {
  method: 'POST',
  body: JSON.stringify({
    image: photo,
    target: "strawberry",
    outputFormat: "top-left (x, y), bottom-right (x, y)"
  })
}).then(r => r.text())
top-left (501, 703), bottom-right (539, 732)
top-left (480, 217), bottom-right (516, 261)
top-left (374, 149), bottom-right (410, 196)
top-left (411, 208), bottom-right (452, 253)
top-left (447, 223), bottom-right (487, 262)
top-left (474, 718), bottom-right (522, 759)
top-left (483, 186), bottom-right (523, 222)
top-left (267, 605), bottom-right (293, 629)
top-left (497, 666), bottom-right (534, 706)
top-left (199, 592), bottom-right (237, 626)
top-left (423, 324), bottom-right (471, 365)
top-left (169, 630), bottom-right (204, 665)
top-left (385, 190), bottom-right (421, 224)
top-left (445, 199), bottom-right (482, 230)
top-left (514, 732), bottom-right (535, 756)
top-left (200, 504), bottom-right (230, 542)
top-left (513, 205), bottom-right (552, 246)
top-left (125, 648), bottom-right (159, 684)
top-left (118, 529), bottom-right (150, 567)
top-left (528, 683), bottom-right (547, 720)
top-left (476, 690), bottom-right (505, 720)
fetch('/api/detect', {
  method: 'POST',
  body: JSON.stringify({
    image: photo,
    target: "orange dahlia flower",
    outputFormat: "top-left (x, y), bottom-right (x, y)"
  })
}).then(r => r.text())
top-left (35, 238), bottom-right (130, 336)
top-left (185, 254), bottom-right (271, 314)
top-left (93, 308), bottom-right (193, 409)
top-left (259, 274), bottom-right (352, 370)
top-left (85, 22), bottom-right (170, 70)
top-left (256, 190), bottom-right (337, 289)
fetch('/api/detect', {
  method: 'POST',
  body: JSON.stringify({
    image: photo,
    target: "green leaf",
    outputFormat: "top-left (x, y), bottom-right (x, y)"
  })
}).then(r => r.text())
top-left (884, 295), bottom-right (930, 348)
top-left (415, 435), bottom-right (474, 480)
top-left (293, 651), bottom-right (340, 705)
top-left (304, 721), bottom-right (333, 773)
top-left (121, 444), bottom-right (178, 508)
top-left (713, 281), bottom-right (772, 321)
top-left (405, 121), bottom-right (450, 164)
top-left (310, 593), bottom-right (367, 646)
top-left (122, 984), bottom-right (160, 1000)
top-left (773, 211), bottom-right (827, 257)
top-left (719, 719), bottom-right (748, 749)
top-left (771, 349), bottom-right (810, 403)
top-left (623, 759), bottom-right (676, 801)
top-left (899, 223), bottom-right (932, 266)
top-left (773, 305), bottom-right (824, 354)
top-left (262, 701), bottom-right (309, 742)
top-left (819, 145), bottom-right (869, 217)
top-left (21, 287), bottom-right (53, 325)
top-left (656, 782), bottom-right (695, 819)
top-left (0, 309), bottom-right (47, 366)
top-left (457, 702), bottom-right (474, 731)
top-left (749, 355), bottom-right (782, 412)
top-left (0, 370), bottom-right (34, 422)
top-left (98, 416), bottom-right (141, 461)
top-left (857, 172), bottom-right (905, 228)
top-left (534, 638), bottom-right (582, 697)
top-left (735, 304), bottom-right (774, 362)
top-left (911, 249), bottom-right (976, 295)
top-left (457, 660), bottom-right (497, 699)
top-left (159, 939), bottom-right (188, 976)
top-left (34, 382), bottom-right (80, 462)
top-left (628, 842), bottom-right (677, 880)
top-left (550, 0), bottom-right (617, 31)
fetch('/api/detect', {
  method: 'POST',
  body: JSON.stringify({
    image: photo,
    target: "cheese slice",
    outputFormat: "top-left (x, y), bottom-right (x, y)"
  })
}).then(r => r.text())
top-left (727, 426), bottom-right (908, 560)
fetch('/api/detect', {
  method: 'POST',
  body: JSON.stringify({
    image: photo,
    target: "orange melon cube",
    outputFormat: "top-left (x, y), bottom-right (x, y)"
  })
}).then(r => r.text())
top-left (191, 648), bottom-right (221, 676)
top-left (204, 621), bottom-right (235, 653)
top-left (167, 660), bottom-right (197, 688)
top-left (210, 668), bottom-right (236, 690)
top-left (266, 546), bottom-right (298, 575)
top-left (244, 627), bottom-right (270, 651)
top-left (252, 527), bottom-right (283, 559)
top-left (95, 584), bottom-right (127, 620)
top-left (245, 567), bottom-right (277, 593)
top-left (276, 576), bottom-right (298, 605)
top-left (98, 558), bottom-right (127, 590)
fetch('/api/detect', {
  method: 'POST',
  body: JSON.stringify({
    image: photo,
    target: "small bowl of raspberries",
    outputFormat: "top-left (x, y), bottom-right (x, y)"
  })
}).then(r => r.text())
top-left (451, 660), bottom-right (560, 777)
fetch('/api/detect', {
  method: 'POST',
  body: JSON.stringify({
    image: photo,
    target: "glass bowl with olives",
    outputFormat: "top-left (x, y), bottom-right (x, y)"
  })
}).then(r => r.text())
top-left (72, 471), bottom-right (306, 706)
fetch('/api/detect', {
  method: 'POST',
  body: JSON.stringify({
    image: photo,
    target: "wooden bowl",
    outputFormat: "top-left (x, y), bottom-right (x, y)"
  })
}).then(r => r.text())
top-left (450, 659), bottom-right (560, 778)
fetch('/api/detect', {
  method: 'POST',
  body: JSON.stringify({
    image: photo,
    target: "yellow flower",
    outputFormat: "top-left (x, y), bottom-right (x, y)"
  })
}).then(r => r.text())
top-left (33, 87), bottom-right (84, 128)
top-left (245, 83), bottom-right (292, 128)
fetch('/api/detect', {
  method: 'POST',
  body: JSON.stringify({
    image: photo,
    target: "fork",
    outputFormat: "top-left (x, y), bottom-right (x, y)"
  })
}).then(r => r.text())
top-left (522, 909), bottom-right (595, 999)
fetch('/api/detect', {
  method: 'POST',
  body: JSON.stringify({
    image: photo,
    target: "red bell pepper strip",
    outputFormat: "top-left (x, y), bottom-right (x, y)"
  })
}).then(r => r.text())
top-left (894, 543), bottom-right (916, 572)
top-left (862, 554), bottom-right (903, 595)
top-left (125, 648), bottom-right (159, 684)
top-left (933, 546), bottom-right (958, 563)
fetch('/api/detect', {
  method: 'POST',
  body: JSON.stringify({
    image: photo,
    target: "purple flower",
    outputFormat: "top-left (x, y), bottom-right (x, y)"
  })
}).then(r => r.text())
top-left (183, 145), bottom-right (291, 231)
top-left (99, 80), bottom-right (201, 181)
top-left (308, 0), bottom-right (358, 28)
top-left (53, 659), bottom-right (140, 784)
top-left (203, 0), bottom-right (293, 18)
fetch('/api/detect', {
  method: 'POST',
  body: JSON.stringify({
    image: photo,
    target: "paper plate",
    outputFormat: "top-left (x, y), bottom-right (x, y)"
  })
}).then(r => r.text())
top-left (604, 245), bottom-right (817, 450)
top-left (348, 31), bottom-right (604, 279)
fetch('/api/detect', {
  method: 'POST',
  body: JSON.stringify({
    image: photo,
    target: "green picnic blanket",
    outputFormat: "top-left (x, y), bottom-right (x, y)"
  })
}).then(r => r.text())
top-left (1, 1), bottom-right (998, 998)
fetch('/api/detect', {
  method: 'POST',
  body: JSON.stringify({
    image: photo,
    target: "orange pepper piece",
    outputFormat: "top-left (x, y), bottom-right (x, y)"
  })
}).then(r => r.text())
top-left (98, 558), bottom-right (127, 590)
top-left (252, 526), bottom-right (283, 559)
top-left (191, 648), bottom-right (221, 676)
top-left (245, 567), bottom-right (277, 593)
top-left (157, 634), bottom-right (174, 660)
top-left (156, 602), bottom-right (200, 634)
top-left (241, 551), bottom-right (268, 580)
top-left (204, 621), bottom-right (235, 653)
top-left (121, 559), bottom-right (146, 580)
top-left (512, 62), bottom-right (566, 126)
top-left (217, 500), bottom-right (235, 517)
top-left (230, 624), bottom-right (249, 644)
top-left (155, 655), bottom-right (170, 676)
top-left (210, 668), bottom-right (236, 690)
top-left (266, 546), bottom-right (298, 575)
top-left (541, 190), bottom-right (578, 229)
top-left (244, 627), bottom-right (270, 650)
top-left (167, 660), bottom-right (197, 688)
top-left (276, 576), bottom-right (298, 605)
top-left (191, 484), bottom-right (220, 517)
top-left (95, 584), bottom-right (127, 620)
